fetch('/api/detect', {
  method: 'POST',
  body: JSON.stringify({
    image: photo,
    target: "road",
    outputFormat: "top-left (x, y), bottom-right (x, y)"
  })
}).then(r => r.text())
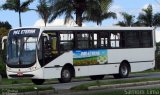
top-left (52, 72), bottom-right (160, 90)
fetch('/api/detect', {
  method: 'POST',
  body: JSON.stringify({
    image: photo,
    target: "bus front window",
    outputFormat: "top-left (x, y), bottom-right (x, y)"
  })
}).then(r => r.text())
top-left (8, 37), bottom-right (37, 66)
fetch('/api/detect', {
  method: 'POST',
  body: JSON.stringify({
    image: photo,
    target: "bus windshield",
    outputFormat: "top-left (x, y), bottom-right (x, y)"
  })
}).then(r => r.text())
top-left (7, 28), bottom-right (40, 67)
top-left (8, 37), bottom-right (37, 65)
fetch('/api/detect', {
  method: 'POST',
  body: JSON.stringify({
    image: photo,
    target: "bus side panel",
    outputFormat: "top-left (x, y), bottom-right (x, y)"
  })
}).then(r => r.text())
top-left (88, 64), bottom-right (119, 76)
top-left (130, 62), bottom-right (154, 72)
top-left (74, 66), bottom-right (89, 77)
top-left (43, 51), bottom-right (73, 79)
top-left (108, 48), bottom-right (155, 72)
top-left (74, 64), bottom-right (119, 77)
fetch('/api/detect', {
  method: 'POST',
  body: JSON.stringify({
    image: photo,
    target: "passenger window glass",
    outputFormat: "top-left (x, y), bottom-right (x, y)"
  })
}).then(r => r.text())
top-left (60, 31), bottom-right (74, 52)
top-left (110, 33), bottom-right (120, 48)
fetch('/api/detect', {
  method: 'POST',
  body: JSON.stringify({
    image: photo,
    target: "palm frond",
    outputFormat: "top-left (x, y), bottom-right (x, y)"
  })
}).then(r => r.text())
top-left (20, 0), bottom-right (34, 12)
top-left (153, 13), bottom-right (160, 26)
top-left (116, 21), bottom-right (126, 26)
top-left (49, 0), bottom-right (74, 23)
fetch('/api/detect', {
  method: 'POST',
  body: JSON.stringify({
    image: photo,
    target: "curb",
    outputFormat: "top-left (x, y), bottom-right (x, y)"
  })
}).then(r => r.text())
top-left (88, 80), bottom-right (160, 90)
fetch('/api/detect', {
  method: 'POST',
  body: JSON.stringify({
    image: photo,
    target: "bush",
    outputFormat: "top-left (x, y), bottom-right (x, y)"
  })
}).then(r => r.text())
top-left (155, 54), bottom-right (160, 69)
top-left (0, 56), bottom-right (6, 78)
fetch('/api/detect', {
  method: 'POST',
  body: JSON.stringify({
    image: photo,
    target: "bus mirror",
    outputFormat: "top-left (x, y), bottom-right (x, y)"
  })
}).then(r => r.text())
top-left (2, 36), bottom-right (7, 50)
top-left (1, 36), bottom-right (7, 64)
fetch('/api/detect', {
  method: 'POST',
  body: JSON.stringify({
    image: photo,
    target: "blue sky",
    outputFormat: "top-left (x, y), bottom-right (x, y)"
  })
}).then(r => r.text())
top-left (0, 0), bottom-right (159, 28)
top-left (0, 0), bottom-right (160, 41)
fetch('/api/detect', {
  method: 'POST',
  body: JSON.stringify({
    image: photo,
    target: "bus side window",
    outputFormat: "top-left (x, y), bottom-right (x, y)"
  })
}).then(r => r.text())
top-left (98, 32), bottom-right (109, 48)
top-left (110, 32), bottom-right (120, 48)
top-left (93, 33), bottom-right (98, 48)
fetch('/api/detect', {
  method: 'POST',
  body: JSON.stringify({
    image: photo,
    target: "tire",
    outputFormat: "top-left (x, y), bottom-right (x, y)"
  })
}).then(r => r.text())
top-left (32, 79), bottom-right (45, 85)
top-left (90, 75), bottom-right (104, 80)
top-left (113, 63), bottom-right (130, 79)
top-left (58, 67), bottom-right (72, 83)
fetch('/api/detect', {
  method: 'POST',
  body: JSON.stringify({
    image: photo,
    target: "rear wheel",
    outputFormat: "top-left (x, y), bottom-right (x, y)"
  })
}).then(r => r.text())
top-left (90, 75), bottom-right (104, 80)
top-left (58, 67), bottom-right (72, 83)
top-left (32, 79), bottom-right (45, 85)
top-left (113, 62), bottom-right (130, 79)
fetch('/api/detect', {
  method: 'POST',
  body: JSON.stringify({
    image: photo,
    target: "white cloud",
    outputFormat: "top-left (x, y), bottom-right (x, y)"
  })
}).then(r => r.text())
top-left (34, 18), bottom-right (78, 27)
top-left (110, 5), bottom-right (123, 19)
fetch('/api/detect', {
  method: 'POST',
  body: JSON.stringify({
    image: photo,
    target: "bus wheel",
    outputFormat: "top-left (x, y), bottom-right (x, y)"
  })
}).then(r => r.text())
top-left (32, 79), bottom-right (45, 85)
top-left (90, 75), bottom-right (104, 80)
top-left (113, 62), bottom-right (130, 79)
top-left (58, 67), bottom-right (72, 83)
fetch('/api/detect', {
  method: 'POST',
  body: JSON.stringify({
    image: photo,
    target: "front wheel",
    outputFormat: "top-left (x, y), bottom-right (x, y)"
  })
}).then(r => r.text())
top-left (58, 67), bottom-right (72, 83)
top-left (32, 79), bottom-right (45, 85)
top-left (113, 63), bottom-right (130, 79)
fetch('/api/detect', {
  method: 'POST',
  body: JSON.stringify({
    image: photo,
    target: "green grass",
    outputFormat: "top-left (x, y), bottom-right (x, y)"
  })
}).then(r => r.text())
top-left (86, 90), bottom-right (124, 95)
top-left (0, 79), bottom-right (32, 85)
top-left (132, 69), bottom-right (160, 74)
top-left (85, 88), bottom-right (160, 95)
top-left (71, 78), bottom-right (160, 91)
top-left (0, 86), bottom-right (53, 94)
top-left (0, 78), bottom-right (58, 85)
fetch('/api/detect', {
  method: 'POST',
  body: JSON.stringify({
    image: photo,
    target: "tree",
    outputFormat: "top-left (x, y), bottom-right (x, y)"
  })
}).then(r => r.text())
top-left (0, 21), bottom-right (12, 29)
top-left (49, 0), bottom-right (116, 26)
top-left (116, 12), bottom-right (135, 26)
top-left (2, 0), bottom-right (34, 27)
top-left (83, 0), bottom-right (116, 25)
top-left (137, 4), bottom-right (160, 27)
top-left (36, 0), bottom-right (52, 26)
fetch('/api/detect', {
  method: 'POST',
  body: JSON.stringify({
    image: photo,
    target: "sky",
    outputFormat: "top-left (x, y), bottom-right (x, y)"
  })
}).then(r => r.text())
top-left (0, 0), bottom-right (160, 41)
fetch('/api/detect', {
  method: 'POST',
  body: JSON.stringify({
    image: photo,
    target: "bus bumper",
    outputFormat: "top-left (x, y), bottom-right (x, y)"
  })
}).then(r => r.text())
top-left (7, 68), bottom-right (44, 79)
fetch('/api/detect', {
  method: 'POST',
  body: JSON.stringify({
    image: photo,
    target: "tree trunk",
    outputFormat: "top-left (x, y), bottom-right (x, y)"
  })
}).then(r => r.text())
top-left (19, 11), bottom-right (22, 27)
top-left (76, 10), bottom-right (83, 27)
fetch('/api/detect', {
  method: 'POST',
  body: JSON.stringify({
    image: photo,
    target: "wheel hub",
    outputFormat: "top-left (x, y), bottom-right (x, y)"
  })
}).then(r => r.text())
top-left (62, 70), bottom-right (70, 78)
top-left (121, 65), bottom-right (128, 75)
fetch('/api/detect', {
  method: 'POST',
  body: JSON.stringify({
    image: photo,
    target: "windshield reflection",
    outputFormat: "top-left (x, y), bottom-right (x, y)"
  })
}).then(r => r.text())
top-left (8, 37), bottom-right (37, 66)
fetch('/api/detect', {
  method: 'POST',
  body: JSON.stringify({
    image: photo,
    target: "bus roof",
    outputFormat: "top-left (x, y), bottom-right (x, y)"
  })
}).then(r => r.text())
top-left (11, 26), bottom-right (154, 31)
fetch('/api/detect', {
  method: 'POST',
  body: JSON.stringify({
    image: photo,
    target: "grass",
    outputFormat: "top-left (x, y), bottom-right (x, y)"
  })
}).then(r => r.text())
top-left (0, 86), bottom-right (53, 94)
top-left (0, 79), bottom-right (32, 85)
top-left (0, 78), bottom-right (58, 85)
top-left (85, 88), bottom-right (160, 95)
top-left (71, 78), bottom-right (160, 91)
top-left (132, 69), bottom-right (160, 74)
top-left (85, 90), bottom-right (124, 95)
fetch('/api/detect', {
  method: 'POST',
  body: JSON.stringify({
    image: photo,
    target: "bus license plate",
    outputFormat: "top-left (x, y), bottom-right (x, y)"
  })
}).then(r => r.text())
top-left (17, 72), bottom-right (23, 76)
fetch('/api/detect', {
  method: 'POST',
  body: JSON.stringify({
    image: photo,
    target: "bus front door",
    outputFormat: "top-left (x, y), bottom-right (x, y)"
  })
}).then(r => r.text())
top-left (42, 33), bottom-right (59, 64)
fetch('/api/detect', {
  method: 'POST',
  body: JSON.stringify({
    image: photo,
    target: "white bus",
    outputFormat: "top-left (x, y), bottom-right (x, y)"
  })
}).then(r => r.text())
top-left (1, 27), bottom-right (155, 85)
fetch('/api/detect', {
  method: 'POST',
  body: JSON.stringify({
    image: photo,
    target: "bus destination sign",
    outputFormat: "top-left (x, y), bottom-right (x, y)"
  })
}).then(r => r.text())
top-left (13, 29), bottom-right (36, 35)
top-left (10, 28), bottom-right (40, 37)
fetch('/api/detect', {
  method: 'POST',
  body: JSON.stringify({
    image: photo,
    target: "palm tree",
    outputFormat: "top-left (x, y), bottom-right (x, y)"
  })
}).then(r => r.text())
top-left (116, 12), bottom-right (135, 26)
top-left (2, 0), bottom-right (34, 27)
top-left (36, 0), bottom-right (52, 26)
top-left (83, 0), bottom-right (116, 25)
top-left (137, 4), bottom-right (160, 27)
top-left (49, 0), bottom-right (116, 26)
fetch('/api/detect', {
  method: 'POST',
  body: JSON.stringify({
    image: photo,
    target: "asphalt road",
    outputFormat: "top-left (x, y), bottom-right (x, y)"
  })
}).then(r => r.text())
top-left (52, 72), bottom-right (160, 90)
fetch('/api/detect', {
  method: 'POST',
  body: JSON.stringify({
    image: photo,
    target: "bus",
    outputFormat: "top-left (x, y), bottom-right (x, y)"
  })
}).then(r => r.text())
top-left (1, 27), bottom-right (155, 85)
